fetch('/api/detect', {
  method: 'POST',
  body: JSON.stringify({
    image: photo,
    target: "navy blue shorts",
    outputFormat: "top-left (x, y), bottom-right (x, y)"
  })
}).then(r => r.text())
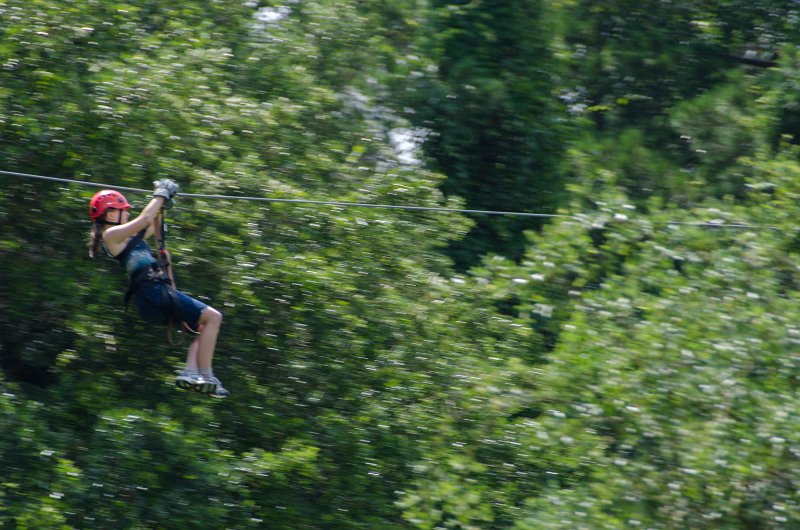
top-left (134, 282), bottom-right (208, 332)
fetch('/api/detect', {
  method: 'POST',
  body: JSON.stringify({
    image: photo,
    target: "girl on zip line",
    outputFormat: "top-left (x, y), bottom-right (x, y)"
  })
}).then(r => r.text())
top-left (87, 180), bottom-right (229, 398)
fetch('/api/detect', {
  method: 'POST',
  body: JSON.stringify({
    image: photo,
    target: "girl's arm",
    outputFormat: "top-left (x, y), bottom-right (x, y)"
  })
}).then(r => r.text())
top-left (103, 196), bottom-right (166, 247)
top-left (143, 208), bottom-right (161, 241)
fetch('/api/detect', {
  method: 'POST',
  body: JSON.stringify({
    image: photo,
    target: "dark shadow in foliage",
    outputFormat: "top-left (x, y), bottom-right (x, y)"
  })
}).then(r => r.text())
top-left (407, 0), bottom-right (568, 269)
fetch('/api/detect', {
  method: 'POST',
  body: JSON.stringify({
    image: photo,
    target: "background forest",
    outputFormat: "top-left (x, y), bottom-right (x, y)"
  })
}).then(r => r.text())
top-left (3, 1), bottom-right (800, 528)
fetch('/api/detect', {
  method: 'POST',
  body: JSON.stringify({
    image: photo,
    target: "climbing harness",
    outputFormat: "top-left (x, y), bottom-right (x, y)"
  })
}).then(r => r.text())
top-left (152, 207), bottom-right (201, 346)
top-left (108, 208), bottom-right (199, 346)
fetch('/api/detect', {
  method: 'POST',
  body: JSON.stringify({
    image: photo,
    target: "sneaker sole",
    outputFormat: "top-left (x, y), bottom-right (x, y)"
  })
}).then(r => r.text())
top-left (175, 377), bottom-right (217, 393)
top-left (175, 378), bottom-right (194, 390)
top-left (194, 381), bottom-right (217, 394)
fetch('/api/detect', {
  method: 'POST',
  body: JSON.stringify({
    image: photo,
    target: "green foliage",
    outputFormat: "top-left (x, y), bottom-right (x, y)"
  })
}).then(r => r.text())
top-left (0, 1), bottom-right (537, 527)
top-left (669, 72), bottom-right (769, 199)
top-left (555, 0), bottom-right (800, 131)
top-left (478, 149), bottom-right (800, 527)
top-left (758, 45), bottom-right (800, 148)
top-left (403, 0), bottom-right (569, 267)
top-left (6, 0), bottom-right (800, 528)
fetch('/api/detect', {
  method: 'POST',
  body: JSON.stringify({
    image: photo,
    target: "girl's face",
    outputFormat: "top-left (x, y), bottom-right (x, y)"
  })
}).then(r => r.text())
top-left (105, 208), bottom-right (130, 224)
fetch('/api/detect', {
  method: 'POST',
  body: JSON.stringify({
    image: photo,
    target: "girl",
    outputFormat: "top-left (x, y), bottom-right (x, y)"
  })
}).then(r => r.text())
top-left (88, 180), bottom-right (229, 398)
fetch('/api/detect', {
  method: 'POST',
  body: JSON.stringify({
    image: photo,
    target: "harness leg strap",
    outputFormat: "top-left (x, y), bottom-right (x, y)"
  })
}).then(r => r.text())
top-left (161, 284), bottom-right (187, 346)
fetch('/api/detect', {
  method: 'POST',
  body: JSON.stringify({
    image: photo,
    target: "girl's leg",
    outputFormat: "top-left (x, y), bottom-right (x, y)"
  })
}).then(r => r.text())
top-left (185, 337), bottom-right (199, 371)
top-left (183, 321), bottom-right (204, 371)
top-left (194, 306), bottom-right (222, 370)
top-left (175, 338), bottom-right (203, 390)
top-left (175, 303), bottom-right (227, 397)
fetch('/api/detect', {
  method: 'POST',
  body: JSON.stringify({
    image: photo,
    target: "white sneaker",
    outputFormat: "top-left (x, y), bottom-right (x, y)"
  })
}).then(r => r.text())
top-left (207, 377), bottom-right (230, 399)
top-left (175, 372), bottom-right (217, 394)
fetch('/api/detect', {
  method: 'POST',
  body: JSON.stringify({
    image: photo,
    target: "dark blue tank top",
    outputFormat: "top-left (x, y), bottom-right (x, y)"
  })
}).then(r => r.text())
top-left (104, 231), bottom-right (157, 278)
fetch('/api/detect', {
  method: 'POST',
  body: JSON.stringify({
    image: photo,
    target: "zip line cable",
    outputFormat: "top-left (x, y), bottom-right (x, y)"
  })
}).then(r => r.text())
top-left (0, 168), bottom-right (784, 231)
top-left (0, 169), bottom-right (565, 219)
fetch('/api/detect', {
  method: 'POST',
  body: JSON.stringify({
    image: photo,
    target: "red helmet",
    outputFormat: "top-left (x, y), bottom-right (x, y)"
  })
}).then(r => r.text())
top-left (89, 189), bottom-right (131, 221)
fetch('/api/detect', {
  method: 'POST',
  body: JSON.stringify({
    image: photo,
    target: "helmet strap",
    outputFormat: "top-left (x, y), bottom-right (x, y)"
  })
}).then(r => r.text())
top-left (97, 209), bottom-right (125, 225)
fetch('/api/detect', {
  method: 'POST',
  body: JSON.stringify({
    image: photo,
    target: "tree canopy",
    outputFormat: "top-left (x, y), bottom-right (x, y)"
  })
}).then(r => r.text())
top-left (4, 0), bottom-right (800, 528)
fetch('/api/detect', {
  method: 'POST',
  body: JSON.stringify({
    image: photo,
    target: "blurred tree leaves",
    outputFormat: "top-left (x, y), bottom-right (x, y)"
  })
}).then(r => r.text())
top-left (401, 0), bottom-right (569, 268)
top-left (6, 0), bottom-right (800, 528)
top-left (478, 148), bottom-right (800, 527)
top-left (0, 1), bottom-right (535, 527)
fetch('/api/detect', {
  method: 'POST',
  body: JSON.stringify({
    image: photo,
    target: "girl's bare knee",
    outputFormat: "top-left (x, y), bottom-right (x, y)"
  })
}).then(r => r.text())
top-left (201, 307), bottom-right (222, 326)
